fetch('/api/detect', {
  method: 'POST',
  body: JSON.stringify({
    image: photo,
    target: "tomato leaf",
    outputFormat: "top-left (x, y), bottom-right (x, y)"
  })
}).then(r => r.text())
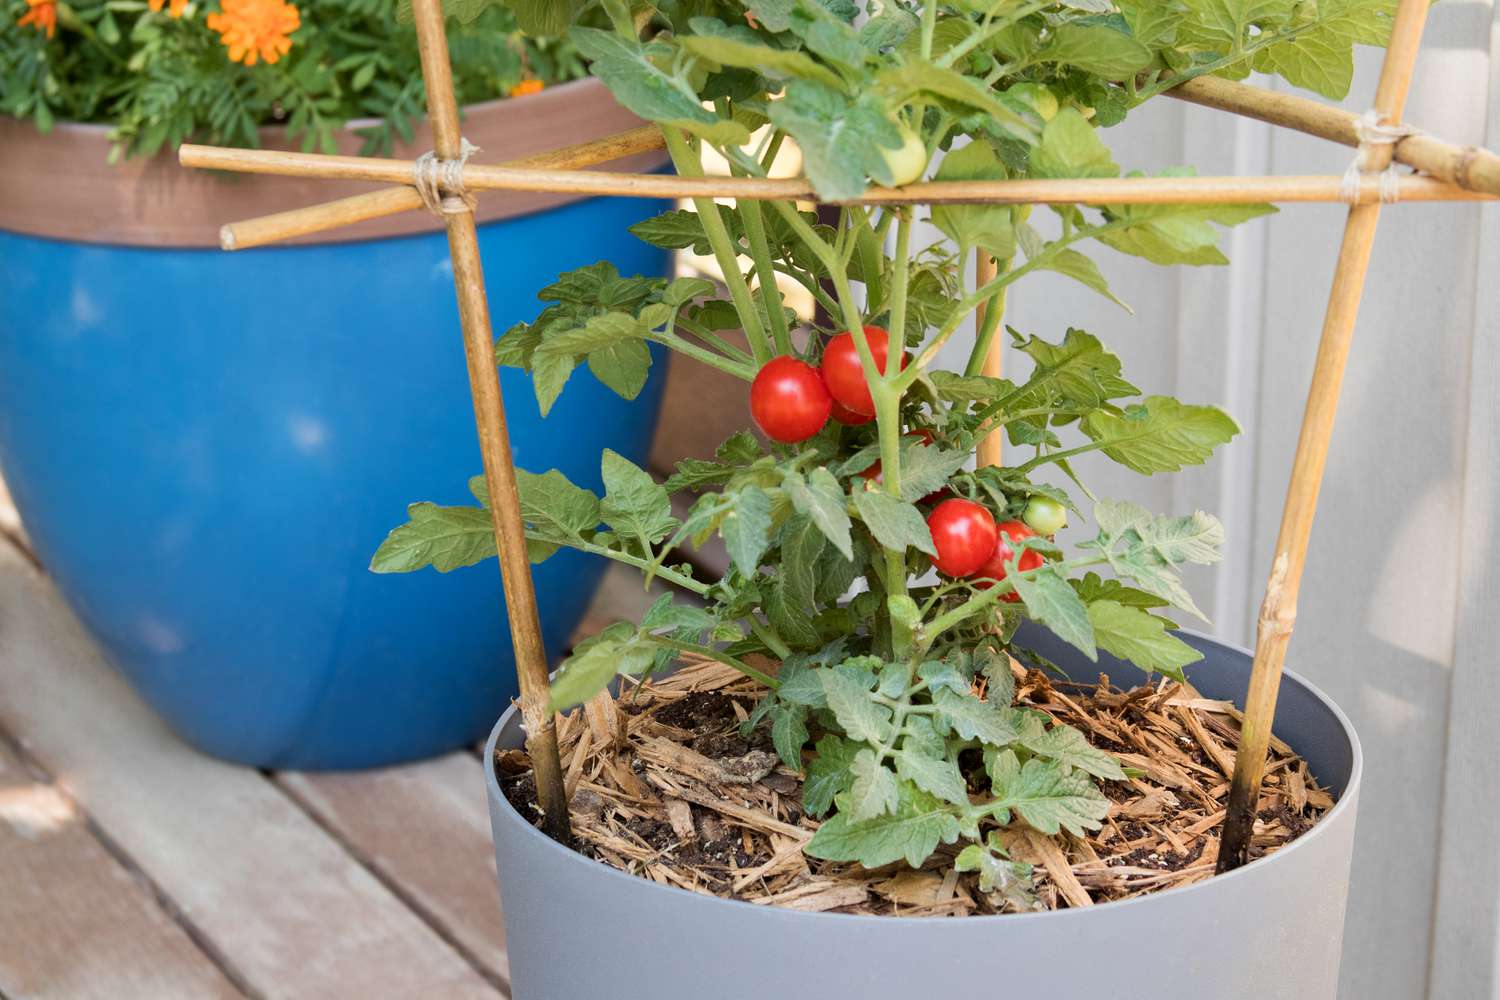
top-left (894, 744), bottom-right (970, 807)
top-left (896, 441), bottom-right (969, 502)
top-left (806, 784), bottom-right (963, 868)
top-left (369, 502), bottom-right (495, 573)
top-left (784, 467), bottom-right (854, 559)
top-left (571, 28), bottom-right (750, 146)
top-left (1030, 108), bottom-right (1119, 179)
top-left (599, 450), bottom-right (676, 551)
top-left (852, 489), bottom-right (936, 556)
top-left (986, 750), bottom-right (1111, 837)
top-left (820, 669), bottom-right (894, 744)
top-left (931, 687), bottom-right (1021, 746)
top-left (848, 749), bottom-right (901, 821)
top-left (767, 80), bottom-right (904, 200)
top-left (803, 734), bottom-right (858, 817)
top-left (1081, 396), bottom-right (1240, 474)
top-left (1011, 563), bottom-right (1097, 660)
top-left (1086, 599), bottom-right (1202, 683)
top-left (1016, 715), bottom-right (1127, 781)
top-left (720, 484), bottom-right (774, 576)
top-left (931, 140), bottom-right (1015, 259)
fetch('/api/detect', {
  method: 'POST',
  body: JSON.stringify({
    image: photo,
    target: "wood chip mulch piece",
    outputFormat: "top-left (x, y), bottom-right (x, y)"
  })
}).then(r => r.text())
top-left (498, 656), bottom-right (1335, 916)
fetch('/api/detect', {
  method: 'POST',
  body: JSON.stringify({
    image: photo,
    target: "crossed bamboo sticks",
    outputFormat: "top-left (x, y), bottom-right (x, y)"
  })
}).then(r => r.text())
top-left (181, 0), bottom-right (1494, 870)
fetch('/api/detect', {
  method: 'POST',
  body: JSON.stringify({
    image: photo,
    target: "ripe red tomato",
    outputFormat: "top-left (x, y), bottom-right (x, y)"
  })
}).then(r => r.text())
top-left (830, 400), bottom-right (874, 426)
top-left (975, 520), bottom-right (1045, 599)
top-left (821, 326), bottom-right (904, 416)
top-left (750, 356), bottom-right (831, 443)
top-left (926, 498), bottom-right (998, 577)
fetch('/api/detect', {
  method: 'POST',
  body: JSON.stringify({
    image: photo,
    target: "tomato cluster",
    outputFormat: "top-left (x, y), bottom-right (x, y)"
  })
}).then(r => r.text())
top-left (749, 331), bottom-right (1055, 600)
top-left (749, 326), bottom-right (901, 443)
top-left (926, 500), bottom-right (1046, 599)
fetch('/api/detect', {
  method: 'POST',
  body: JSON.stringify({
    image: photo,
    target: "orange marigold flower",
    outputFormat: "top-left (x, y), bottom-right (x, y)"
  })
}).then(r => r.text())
top-left (17, 0), bottom-right (56, 38)
top-left (509, 77), bottom-right (544, 98)
top-left (206, 0), bottom-right (300, 66)
top-left (148, 0), bottom-right (190, 17)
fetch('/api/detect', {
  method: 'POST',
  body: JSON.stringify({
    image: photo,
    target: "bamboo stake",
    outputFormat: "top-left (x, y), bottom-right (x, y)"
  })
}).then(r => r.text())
top-left (409, 0), bottom-right (571, 843)
top-left (975, 252), bottom-right (1003, 468)
top-left (1166, 75), bottom-right (1500, 197)
top-left (1217, 0), bottom-right (1431, 874)
top-left (177, 145), bottom-right (1497, 205)
top-left (217, 125), bottom-right (665, 250)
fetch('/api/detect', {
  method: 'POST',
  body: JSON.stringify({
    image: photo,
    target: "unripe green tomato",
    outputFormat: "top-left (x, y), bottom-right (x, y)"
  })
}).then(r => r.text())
top-left (1022, 496), bottom-right (1067, 536)
top-left (1007, 83), bottom-right (1059, 122)
top-left (880, 125), bottom-right (929, 187)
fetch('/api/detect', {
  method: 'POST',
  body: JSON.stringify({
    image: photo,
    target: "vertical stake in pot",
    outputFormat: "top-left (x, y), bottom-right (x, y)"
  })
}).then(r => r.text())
top-left (975, 252), bottom-right (1002, 467)
top-left (1217, 0), bottom-right (1430, 872)
top-left (406, 0), bottom-right (572, 843)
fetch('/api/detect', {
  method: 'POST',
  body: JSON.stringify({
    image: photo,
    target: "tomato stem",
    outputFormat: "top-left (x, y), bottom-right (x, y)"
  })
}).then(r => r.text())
top-left (886, 208), bottom-right (913, 376)
top-left (734, 186), bottom-right (794, 356)
top-left (661, 128), bottom-right (774, 367)
top-left (964, 251), bottom-right (1013, 378)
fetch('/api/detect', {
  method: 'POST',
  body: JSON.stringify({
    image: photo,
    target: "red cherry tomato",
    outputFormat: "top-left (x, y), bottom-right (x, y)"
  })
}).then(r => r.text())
top-left (750, 356), bottom-right (831, 443)
top-left (975, 520), bottom-right (1045, 599)
top-left (831, 400), bottom-right (875, 426)
top-left (926, 498), bottom-right (998, 577)
top-left (820, 326), bottom-right (904, 416)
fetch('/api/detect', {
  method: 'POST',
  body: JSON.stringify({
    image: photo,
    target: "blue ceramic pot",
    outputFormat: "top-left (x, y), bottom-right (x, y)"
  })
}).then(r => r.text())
top-left (0, 88), bottom-right (672, 767)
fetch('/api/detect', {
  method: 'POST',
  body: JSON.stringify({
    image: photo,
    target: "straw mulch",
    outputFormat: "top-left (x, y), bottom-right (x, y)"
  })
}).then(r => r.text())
top-left (497, 656), bottom-right (1334, 915)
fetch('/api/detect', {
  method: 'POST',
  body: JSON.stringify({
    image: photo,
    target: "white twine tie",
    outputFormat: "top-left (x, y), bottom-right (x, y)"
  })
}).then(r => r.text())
top-left (1339, 109), bottom-right (1419, 206)
top-left (414, 137), bottom-right (481, 215)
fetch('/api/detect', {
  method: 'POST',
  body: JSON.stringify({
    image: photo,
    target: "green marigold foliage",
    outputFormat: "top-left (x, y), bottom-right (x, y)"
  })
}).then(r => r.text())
top-left (371, 0), bottom-right (1391, 895)
top-left (0, 0), bottom-right (585, 160)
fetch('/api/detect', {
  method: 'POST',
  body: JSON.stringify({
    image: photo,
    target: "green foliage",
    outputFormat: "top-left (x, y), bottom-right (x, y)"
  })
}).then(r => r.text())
top-left (0, 0), bottom-right (585, 160)
top-left (369, 0), bottom-right (1393, 880)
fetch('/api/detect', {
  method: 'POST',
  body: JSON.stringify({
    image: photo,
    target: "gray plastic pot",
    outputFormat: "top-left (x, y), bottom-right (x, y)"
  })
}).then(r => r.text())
top-left (484, 626), bottom-right (1362, 1000)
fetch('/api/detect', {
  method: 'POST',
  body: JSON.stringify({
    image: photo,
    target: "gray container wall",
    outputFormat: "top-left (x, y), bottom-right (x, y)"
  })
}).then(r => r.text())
top-left (486, 631), bottom-right (1362, 1000)
top-left (922, 10), bottom-right (1500, 996)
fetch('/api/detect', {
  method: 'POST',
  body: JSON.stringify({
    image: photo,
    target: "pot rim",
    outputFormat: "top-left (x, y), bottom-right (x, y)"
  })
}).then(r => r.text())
top-left (484, 628), bottom-right (1363, 925)
top-left (0, 76), bottom-right (666, 248)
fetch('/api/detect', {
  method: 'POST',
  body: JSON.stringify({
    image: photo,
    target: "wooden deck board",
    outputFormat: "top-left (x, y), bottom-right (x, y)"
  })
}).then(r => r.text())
top-left (0, 733), bottom-right (243, 1000)
top-left (275, 754), bottom-right (509, 991)
top-left (0, 542), bottom-right (503, 1000)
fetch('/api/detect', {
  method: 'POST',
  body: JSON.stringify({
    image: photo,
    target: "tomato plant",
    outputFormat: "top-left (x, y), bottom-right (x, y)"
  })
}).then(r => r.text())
top-left (376, 0), bottom-right (1392, 892)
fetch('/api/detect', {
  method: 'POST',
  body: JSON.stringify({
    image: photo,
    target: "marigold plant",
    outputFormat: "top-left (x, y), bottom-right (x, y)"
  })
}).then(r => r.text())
top-left (0, 0), bottom-right (585, 159)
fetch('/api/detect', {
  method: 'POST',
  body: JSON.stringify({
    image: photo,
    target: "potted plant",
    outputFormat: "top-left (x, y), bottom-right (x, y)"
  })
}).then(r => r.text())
top-left (374, 0), bottom-right (1385, 994)
top-left (0, 0), bottom-right (674, 767)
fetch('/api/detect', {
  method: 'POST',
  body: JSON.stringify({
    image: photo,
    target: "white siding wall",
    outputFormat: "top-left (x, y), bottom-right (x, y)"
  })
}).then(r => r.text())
top-left (926, 5), bottom-right (1499, 994)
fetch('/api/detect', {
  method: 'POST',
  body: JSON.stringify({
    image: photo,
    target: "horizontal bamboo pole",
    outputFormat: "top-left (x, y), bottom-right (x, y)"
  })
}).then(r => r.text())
top-left (214, 124), bottom-right (665, 250)
top-left (1166, 75), bottom-right (1500, 197)
top-left (177, 143), bottom-right (1497, 206)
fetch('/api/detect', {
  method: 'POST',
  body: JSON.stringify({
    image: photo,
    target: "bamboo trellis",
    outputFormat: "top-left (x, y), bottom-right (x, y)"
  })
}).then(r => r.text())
top-left (179, 0), bottom-right (1498, 870)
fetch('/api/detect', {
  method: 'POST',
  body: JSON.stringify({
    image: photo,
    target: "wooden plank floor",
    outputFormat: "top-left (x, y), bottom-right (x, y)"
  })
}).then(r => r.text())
top-left (0, 522), bottom-right (661, 1000)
